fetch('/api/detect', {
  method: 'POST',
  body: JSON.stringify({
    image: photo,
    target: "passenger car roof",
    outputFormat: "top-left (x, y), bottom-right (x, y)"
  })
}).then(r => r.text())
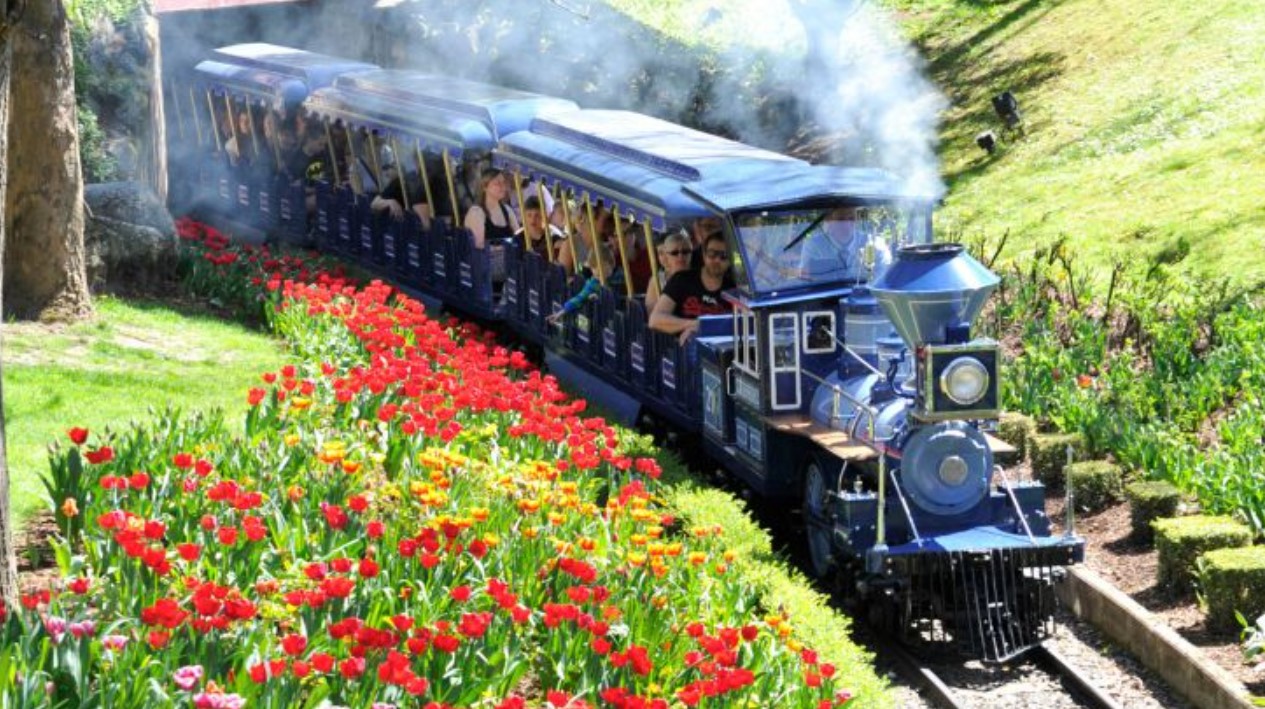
top-left (495, 110), bottom-right (930, 229)
top-left (194, 43), bottom-right (377, 113)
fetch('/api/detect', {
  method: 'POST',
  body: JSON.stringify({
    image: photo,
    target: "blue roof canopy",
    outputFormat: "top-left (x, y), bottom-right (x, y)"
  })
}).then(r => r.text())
top-left (493, 110), bottom-right (931, 231)
top-left (194, 43), bottom-right (376, 113)
top-left (331, 70), bottom-right (578, 141)
top-left (303, 86), bottom-right (496, 159)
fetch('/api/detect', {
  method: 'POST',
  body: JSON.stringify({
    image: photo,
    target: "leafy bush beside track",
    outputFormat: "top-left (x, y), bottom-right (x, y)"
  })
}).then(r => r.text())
top-left (976, 239), bottom-right (1265, 534)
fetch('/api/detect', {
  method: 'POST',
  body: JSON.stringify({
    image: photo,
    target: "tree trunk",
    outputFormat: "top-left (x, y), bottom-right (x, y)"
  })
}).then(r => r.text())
top-left (4, 0), bottom-right (92, 322)
top-left (140, 1), bottom-right (167, 202)
top-left (0, 1), bottom-right (20, 611)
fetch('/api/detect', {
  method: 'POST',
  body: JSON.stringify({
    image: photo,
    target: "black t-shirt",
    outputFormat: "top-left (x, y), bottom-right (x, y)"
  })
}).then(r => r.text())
top-left (378, 174), bottom-right (427, 208)
top-left (662, 269), bottom-right (735, 318)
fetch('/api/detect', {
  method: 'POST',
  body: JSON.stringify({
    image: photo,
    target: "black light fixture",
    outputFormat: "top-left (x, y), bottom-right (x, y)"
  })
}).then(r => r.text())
top-left (975, 131), bottom-right (997, 154)
top-left (992, 91), bottom-right (1022, 131)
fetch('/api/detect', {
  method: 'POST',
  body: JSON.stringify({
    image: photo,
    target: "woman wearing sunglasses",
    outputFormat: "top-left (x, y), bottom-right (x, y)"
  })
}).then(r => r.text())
top-left (649, 231), bottom-right (735, 343)
top-left (644, 230), bottom-right (694, 313)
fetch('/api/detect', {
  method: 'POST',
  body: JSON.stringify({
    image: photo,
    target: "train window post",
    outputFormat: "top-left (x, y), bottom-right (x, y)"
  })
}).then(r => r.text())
top-left (413, 139), bottom-right (435, 227)
top-left (538, 181), bottom-right (555, 262)
top-left (441, 148), bottom-right (460, 230)
top-left (204, 90), bottom-right (223, 153)
top-left (188, 88), bottom-right (204, 147)
top-left (611, 206), bottom-right (634, 299)
top-left (581, 193), bottom-right (606, 286)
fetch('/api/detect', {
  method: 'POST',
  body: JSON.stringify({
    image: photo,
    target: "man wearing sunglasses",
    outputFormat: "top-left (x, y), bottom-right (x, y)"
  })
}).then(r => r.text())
top-left (649, 231), bottom-right (735, 343)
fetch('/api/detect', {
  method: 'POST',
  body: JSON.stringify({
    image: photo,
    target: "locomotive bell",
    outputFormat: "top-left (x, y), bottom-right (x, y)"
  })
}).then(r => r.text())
top-left (868, 243), bottom-right (999, 348)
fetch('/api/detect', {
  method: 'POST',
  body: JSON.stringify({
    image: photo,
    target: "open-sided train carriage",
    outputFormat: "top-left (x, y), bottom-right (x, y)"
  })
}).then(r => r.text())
top-left (302, 70), bottom-right (578, 319)
top-left (179, 44), bottom-right (377, 239)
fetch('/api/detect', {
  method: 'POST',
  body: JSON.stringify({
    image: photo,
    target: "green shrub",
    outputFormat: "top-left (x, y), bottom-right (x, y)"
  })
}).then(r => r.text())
top-left (1066, 460), bottom-right (1123, 513)
top-left (1195, 546), bottom-right (1265, 631)
top-left (996, 411), bottom-right (1037, 460)
top-left (1125, 480), bottom-right (1183, 541)
top-left (1029, 432), bottom-right (1086, 486)
top-left (1154, 515), bottom-right (1253, 593)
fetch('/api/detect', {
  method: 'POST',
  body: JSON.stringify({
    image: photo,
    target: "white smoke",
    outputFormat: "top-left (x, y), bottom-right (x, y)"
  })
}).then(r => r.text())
top-left (159, 0), bottom-right (946, 195)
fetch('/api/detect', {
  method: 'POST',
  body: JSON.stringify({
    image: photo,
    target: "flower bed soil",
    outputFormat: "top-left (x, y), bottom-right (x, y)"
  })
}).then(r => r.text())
top-left (1046, 496), bottom-right (1265, 697)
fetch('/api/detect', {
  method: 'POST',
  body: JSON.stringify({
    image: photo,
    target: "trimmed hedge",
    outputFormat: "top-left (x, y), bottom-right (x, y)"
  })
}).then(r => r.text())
top-left (1030, 432), bottom-right (1086, 486)
top-left (996, 411), bottom-right (1037, 460)
top-left (1154, 515), bottom-right (1253, 593)
top-left (1066, 460), bottom-right (1123, 513)
top-left (1196, 546), bottom-right (1265, 631)
top-left (1124, 480), bottom-right (1183, 542)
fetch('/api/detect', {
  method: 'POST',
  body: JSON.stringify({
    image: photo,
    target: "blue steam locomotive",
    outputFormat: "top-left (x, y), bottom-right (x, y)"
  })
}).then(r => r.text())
top-left (169, 43), bottom-right (1084, 662)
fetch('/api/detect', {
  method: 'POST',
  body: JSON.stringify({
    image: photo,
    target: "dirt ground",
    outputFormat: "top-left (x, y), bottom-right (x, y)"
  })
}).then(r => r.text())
top-left (1046, 495), bottom-right (1265, 697)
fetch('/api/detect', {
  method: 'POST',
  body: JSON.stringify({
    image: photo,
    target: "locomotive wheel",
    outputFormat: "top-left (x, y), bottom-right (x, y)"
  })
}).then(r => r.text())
top-left (802, 458), bottom-right (836, 580)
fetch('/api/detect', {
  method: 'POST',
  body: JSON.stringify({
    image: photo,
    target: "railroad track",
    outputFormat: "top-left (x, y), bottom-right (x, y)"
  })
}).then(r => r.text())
top-left (876, 636), bottom-right (1125, 709)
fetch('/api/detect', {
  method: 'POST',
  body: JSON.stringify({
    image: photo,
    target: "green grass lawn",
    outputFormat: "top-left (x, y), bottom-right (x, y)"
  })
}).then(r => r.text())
top-left (888, 0), bottom-right (1265, 284)
top-left (2, 295), bottom-right (286, 530)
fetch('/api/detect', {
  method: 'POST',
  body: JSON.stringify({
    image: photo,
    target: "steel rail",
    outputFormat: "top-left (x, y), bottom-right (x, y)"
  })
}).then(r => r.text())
top-left (1030, 644), bottom-right (1126, 709)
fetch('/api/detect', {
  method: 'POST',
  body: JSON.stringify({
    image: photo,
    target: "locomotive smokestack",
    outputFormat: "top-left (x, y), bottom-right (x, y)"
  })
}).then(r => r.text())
top-left (868, 243), bottom-right (999, 348)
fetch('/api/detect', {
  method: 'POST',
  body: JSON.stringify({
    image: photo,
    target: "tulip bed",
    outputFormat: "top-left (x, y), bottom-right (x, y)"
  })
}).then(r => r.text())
top-left (0, 220), bottom-right (872, 708)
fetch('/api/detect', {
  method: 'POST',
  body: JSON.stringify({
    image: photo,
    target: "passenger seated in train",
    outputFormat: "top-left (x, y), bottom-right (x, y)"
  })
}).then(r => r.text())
top-left (224, 109), bottom-right (254, 168)
top-left (514, 196), bottom-right (565, 260)
top-left (463, 167), bottom-right (518, 249)
top-left (649, 230), bottom-right (735, 343)
top-left (605, 212), bottom-right (652, 294)
top-left (510, 178), bottom-right (554, 218)
top-left (688, 216), bottom-right (724, 270)
top-left (371, 162), bottom-right (433, 227)
top-left (545, 242), bottom-right (614, 326)
top-left (644, 229), bottom-right (693, 313)
top-left (558, 200), bottom-right (606, 273)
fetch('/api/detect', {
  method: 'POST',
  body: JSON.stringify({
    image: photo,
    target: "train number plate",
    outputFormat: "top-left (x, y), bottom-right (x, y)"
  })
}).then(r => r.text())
top-left (528, 289), bottom-right (541, 319)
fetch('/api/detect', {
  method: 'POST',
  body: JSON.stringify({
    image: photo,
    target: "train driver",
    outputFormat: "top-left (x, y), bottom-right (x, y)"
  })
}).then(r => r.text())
top-left (649, 230), bottom-right (735, 343)
top-left (463, 167), bottom-right (519, 249)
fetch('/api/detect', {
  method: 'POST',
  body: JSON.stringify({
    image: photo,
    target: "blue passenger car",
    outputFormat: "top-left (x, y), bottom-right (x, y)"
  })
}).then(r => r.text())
top-left (301, 70), bottom-right (578, 318)
top-left (186, 44), bottom-right (378, 241)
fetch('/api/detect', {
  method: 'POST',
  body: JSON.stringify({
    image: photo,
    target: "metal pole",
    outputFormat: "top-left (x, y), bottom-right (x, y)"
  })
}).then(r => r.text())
top-left (582, 193), bottom-right (606, 285)
top-left (1064, 445), bottom-right (1076, 538)
top-left (538, 181), bottom-right (555, 263)
top-left (611, 206), bottom-right (633, 298)
top-left (366, 131), bottom-right (383, 192)
top-left (189, 88), bottom-right (204, 146)
top-left (244, 101), bottom-right (262, 160)
top-left (205, 90), bottom-right (222, 152)
top-left (391, 136), bottom-right (410, 208)
top-left (346, 125), bottom-right (363, 194)
top-left (512, 171), bottom-right (530, 252)
top-left (414, 140), bottom-right (435, 223)
top-left (169, 81), bottom-right (185, 141)
top-left (559, 190), bottom-right (581, 275)
top-left (441, 149), bottom-right (460, 227)
top-left (222, 95), bottom-right (238, 158)
top-left (323, 121), bottom-right (341, 185)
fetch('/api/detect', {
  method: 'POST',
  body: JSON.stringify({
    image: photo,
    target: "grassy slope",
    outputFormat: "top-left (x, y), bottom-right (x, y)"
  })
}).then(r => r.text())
top-left (888, 0), bottom-right (1265, 283)
top-left (2, 296), bottom-right (286, 529)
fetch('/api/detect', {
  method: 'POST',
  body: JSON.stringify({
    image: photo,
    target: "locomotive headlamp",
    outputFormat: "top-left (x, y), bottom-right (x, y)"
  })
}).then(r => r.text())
top-left (938, 455), bottom-right (970, 487)
top-left (941, 357), bottom-right (989, 406)
top-left (918, 341), bottom-right (1000, 420)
